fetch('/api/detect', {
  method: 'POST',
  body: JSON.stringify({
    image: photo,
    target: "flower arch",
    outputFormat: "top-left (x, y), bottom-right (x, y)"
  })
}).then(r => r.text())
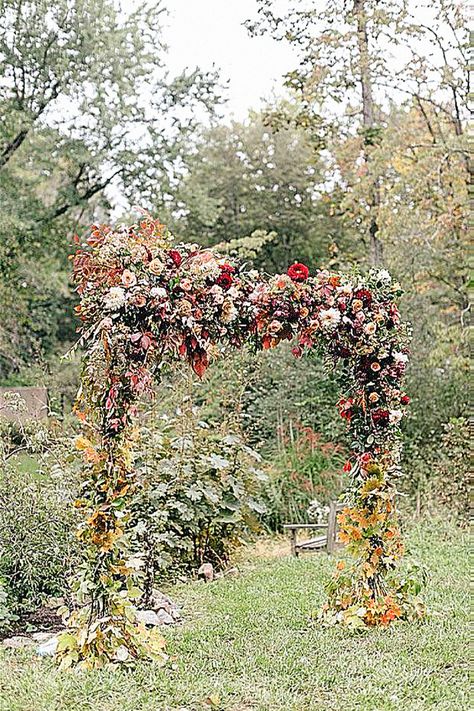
top-left (61, 214), bottom-right (422, 668)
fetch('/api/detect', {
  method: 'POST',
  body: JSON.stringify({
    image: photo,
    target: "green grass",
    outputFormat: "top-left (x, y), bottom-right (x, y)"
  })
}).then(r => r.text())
top-left (0, 518), bottom-right (468, 711)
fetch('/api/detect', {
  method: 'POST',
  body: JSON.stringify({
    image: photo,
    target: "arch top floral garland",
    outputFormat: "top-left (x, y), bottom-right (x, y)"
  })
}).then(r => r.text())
top-left (61, 214), bottom-right (423, 669)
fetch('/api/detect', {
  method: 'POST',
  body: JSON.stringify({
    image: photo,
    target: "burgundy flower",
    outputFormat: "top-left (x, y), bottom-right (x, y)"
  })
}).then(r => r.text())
top-left (287, 262), bottom-right (309, 282)
top-left (169, 249), bottom-right (182, 267)
top-left (334, 344), bottom-right (351, 359)
top-left (372, 408), bottom-right (390, 427)
top-left (216, 271), bottom-right (233, 289)
top-left (338, 397), bottom-right (354, 421)
top-left (401, 394), bottom-right (410, 405)
top-left (354, 288), bottom-right (372, 307)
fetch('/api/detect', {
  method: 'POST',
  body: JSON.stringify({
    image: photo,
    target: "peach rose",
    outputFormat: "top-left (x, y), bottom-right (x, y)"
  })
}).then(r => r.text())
top-left (268, 319), bottom-right (283, 334)
top-left (121, 269), bottom-right (137, 288)
top-left (149, 258), bottom-right (164, 276)
top-left (177, 299), bottom-right (193, 316)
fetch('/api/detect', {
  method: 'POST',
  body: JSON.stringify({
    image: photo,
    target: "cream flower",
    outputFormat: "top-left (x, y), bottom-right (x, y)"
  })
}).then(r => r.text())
top-left (377, 269), bottom-right (392, 284)
top-left (104, 287), bottom-right (126, 311)
top-left (319, 308), bottom-right (341, 330)
top-left (337, 283), bottom-right (353, 297)
top-left (221, 299), bottom-right (238, 323)
top-left (210, 284), bottom-right (225, 304)
top-left (389, 409), bottom-right (403, 425)
top-left (393, 352), bottom-right (408, 366)
top-left (150, 286), bottom-right (167, 299)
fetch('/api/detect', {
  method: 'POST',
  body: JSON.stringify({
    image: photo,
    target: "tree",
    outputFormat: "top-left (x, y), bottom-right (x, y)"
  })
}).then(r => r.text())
top-left (247, 0), bottom-right (469, 501)
top-left (0, 0), bottom-right (219, 377)
top-left (162, 111), bottom-right (353, 274)
top-left (246, 0), bottom-right (468, 266)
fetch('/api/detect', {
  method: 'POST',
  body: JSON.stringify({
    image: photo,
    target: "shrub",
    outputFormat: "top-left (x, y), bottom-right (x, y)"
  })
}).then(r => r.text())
top-left (429, 418), bottom-right (470, 520)
top-left (133, 399), bottom-right (267, 590)
top-left (0, 419), bottom-right (80, 612)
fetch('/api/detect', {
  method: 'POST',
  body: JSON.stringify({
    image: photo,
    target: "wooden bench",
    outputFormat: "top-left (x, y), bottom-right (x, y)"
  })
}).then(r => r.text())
top-left (284, 502), bottom-right (344, 556)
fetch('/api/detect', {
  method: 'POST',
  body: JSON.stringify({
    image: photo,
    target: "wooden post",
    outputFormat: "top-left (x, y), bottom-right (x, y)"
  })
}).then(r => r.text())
top-left (290, 528), bottom-right (297, 557)
top-left (326, 501), bottom-right (337, 554)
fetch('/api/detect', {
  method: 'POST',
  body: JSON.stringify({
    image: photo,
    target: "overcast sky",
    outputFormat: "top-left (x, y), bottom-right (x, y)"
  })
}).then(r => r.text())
top-left (163, 0), bottom-right (296, 119)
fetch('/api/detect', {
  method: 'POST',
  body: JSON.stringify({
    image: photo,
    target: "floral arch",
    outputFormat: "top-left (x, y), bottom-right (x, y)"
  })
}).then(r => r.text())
top-left (61, 214), bottom-right (422, 668)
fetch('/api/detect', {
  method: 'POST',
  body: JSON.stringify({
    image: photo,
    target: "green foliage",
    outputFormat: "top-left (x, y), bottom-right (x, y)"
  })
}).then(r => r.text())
top-left (240, 345), bottom-right (346, 454)
top-left (163, 113), bottom-right (349, 273)
top-left (262, 422), bottom-right (346, 530)
top-left (0, 420), bottom-right (80, 611)
top-left (427, 418), bottom-right (470, 520)
top-left (134, 399), bottom-right (267, 583)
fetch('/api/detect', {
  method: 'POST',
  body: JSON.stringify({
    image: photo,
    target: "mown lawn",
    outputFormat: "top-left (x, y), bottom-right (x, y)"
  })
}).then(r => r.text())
top-left (0, 518), bottom-right (468, 711)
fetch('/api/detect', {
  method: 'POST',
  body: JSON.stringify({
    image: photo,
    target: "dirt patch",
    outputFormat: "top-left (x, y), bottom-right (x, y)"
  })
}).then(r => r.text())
top-left (0, 605), bottom-right (63, 641)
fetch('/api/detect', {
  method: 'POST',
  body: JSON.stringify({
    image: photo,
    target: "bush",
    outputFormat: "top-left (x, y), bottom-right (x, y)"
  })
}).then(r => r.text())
top-left (133, 399), bottom-right (267, 590)
top-left (0, 419), bottom-right (80, 612)
top-left (429, 418), bottom-right (470, 520)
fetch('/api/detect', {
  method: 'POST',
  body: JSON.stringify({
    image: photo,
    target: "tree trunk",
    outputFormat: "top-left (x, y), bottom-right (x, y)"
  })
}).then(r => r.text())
top-left (354, 0), bottom-right (384, 266)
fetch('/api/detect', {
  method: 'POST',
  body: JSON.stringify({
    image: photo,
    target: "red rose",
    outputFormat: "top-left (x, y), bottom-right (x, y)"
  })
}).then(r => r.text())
top-left (291, 345), bottom-right (303, 358)
top-left (343, 460), bottom-right (352, 473)
top-left (401, 395), bottom-right (410, 405)
top-left (372, 408), bottom-right (390, 426)
top-left (287, 262), bottom-right (309, 282)
top-left (216, 271), bottom-right (233, 289)
top-left (169, 249), bottom-right (182, 267)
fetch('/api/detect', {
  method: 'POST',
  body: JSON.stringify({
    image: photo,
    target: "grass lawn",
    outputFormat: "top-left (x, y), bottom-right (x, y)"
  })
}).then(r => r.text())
top-left (0, 517), bottom-right (468, 711)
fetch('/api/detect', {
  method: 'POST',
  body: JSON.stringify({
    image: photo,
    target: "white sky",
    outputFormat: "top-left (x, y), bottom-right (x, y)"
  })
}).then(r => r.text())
top-left (163, 0), bottom-right (296, 119)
